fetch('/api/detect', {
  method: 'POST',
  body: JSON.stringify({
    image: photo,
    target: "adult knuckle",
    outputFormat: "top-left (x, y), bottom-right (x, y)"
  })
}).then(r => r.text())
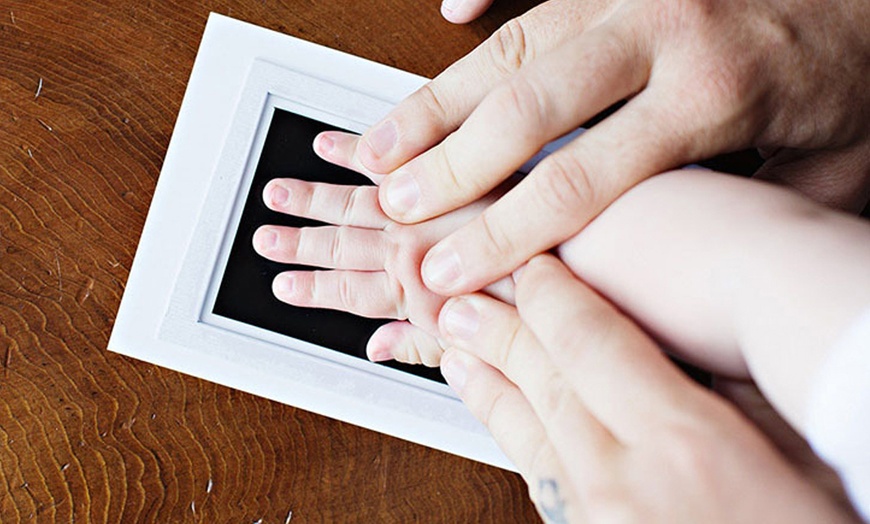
top-left (414, 82), bottom-right (451, 125)
top-left (434, 145), bottom-right (469, 196)
top-left (651, 0), bottom-right (714, 33)
top-left (490, 321), bottom-right (523, 371)
top-left (547, 306), bottom-right (613, 361)
top-left (539, 374), bottom-right (576, 421)
top-left (655, 0), bottom-right (764, 121)
top-left (478, 208), bottom-right (519, 261)
top-left (515, 255), bottom-right (551, 304)
top-left (488, 18), bottom-right (532, 77)
top-left (495, 74), bottom-right (549, 132)
top-left (533, 152), bottom-right (598, 217)
top-left (480, 387), bottom-right (511, 428)
top-left (696, 50), bottom-right (756, 112)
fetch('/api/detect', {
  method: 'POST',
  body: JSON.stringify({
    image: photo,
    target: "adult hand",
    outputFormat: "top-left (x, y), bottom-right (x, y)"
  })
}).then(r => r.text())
top-left (438, 254), bottom-right (857, 523)
top-left (318, 0), bottom-right (870, 296)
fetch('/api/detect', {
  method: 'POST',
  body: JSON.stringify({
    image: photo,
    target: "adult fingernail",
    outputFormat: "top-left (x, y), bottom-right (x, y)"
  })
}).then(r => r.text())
top-left (423, 246), bottom-right (463, 291)
top-left (441, 353), bottom-right (467, 393)
top-left (441, 0), bottom-right (463, 14)
top-left (384, 172), bottom-right (420, 215)
top-left (363, 120), bottom-right (397, 160)
top-left (273, 273), bottom-right (296, 298)
top-left (253, 227), bottom-right (277, 251)
top-left (442, 299), bottom-right (480, 341)
top-left (266, 183), bottom-right (290, 207)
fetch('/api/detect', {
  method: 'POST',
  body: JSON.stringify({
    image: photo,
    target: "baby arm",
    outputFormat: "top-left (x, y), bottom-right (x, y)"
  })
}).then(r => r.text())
top-left (559, 169), bottom-right (870, 430)
top-left (255, 132), bottom-right (870, 431)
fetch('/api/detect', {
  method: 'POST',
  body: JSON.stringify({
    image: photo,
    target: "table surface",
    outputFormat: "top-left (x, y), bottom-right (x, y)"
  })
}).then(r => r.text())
top-left (0, 1), bottom-right (544, 522)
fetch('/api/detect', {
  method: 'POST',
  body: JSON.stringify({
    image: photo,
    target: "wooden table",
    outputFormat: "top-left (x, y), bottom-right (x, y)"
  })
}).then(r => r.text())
top-left (0, 1), bottom-right (542, 521)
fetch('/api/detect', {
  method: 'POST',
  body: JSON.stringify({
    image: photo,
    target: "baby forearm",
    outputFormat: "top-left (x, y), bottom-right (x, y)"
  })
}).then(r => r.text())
top-left (557, 170), bottom-right (870, 430)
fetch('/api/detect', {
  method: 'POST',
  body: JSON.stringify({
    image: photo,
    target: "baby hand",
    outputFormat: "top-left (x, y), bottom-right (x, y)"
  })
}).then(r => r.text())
top-left (251, 135), bottom-right (511, 366)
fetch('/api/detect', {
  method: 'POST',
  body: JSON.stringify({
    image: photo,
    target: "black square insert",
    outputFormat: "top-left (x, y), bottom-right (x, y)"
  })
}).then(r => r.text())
top-left (213, 108), bottom-right (445, 384)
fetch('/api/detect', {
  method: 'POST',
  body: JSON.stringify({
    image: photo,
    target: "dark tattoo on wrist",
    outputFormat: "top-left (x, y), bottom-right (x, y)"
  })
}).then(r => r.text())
top-left (537, 478), bottom-right (569, 524)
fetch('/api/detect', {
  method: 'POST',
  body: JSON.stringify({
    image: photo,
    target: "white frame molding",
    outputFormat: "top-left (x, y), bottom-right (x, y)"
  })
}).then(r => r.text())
top-left (111, 14), bottom-right (512, 470)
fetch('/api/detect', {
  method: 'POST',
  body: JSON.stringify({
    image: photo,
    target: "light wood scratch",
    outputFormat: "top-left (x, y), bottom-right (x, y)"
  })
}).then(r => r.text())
top-left (35, 78), bottom-right (42, 99)
top-left (54, 252), bottom-right (63, 302)
top-left (37, 118), bottom-right (52, 132)
top-left (77, 277), bottom-right (94, 305)
top-left (10, 11), bottom-right (15, 25)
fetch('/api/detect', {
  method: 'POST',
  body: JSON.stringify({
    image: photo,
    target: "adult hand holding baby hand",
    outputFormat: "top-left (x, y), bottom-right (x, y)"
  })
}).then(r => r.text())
top-left (322, 0), bottom-right (870, 296)
top-left (439, 254), bottom-right (856, 523)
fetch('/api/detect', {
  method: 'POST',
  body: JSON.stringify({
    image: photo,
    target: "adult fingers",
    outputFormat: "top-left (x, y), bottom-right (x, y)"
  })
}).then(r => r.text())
top-left (440, 0), bottom-right (494, 25)
top-left (422, 88), bottom-right (698, 295)
top-left (438, 293), bottom-right (617, 463)
top-left (366, 321), bottom-right (445, 366)
top-left (356, 0), bottom-right (608, 173)
top-left (379, 24), bottom-right (650, 224)
top-left (272, 270), bottom-right (402, 319)
top-left (440, 349), bottom-right (587, 523)
top-left (363, 282), bottom-right (516, 366)
top-left (253, 225), bottom-right (387, 270)
top-left (263, 178), bottom-right (388, 229)
top-left (515, 254), bottom-right (704, 441)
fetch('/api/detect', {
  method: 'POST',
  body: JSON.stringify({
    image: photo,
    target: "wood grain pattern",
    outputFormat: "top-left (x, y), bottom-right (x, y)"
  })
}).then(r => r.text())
top-left (0, 1), bottom-right (542, 521)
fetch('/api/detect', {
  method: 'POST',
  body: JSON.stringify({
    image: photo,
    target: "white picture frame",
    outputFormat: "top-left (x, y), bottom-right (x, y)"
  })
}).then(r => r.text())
top-left (109, 14), bottom-right (513, 470)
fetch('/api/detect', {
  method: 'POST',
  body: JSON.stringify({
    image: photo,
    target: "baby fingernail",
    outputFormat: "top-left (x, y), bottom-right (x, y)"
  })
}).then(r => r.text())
top-left (441, 0), bottom-right (463, 14)
top-left (368, 344), bottom-right (393, 363)
top-left (254, 227), bottom-right (277, 251)
top-left (423, 246), bottom-right (462, 290)
top-left (364, 120), bottom-right (397, 160)
top-left (273, 273), bottom-right (296, 298)
top-left (385, 172), bottom-right (420, 215)
top-left (266, 183), bottom-right (290, 207)
top-left (442, 299), bottom-right (480, 341)
top-left (316, 133), bottom-right (335, 155)
top-left (441, 353), bottom-right (467, 393)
